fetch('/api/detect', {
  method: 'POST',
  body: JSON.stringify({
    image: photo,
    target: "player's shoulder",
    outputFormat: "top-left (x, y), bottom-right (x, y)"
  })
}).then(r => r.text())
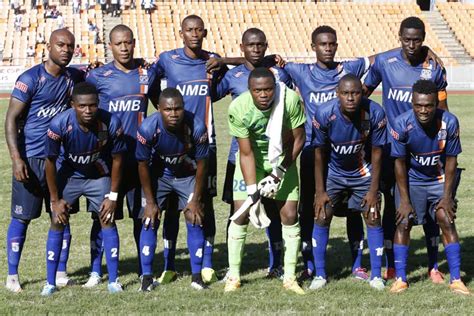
top-left (393, 110), bottom-right (415, 131)
top-left (375, 48), bottom-right (403, 65)
top-left (51, 107), bottom-right (74, 127)
top-left (316, 98), bottom-right (339, 119)
top-left (283, 85), bottom-right (300, 101)
top-left (225, 64), bottom-right (247, 78)
top-left (87, 61), bottom-right (114, 77)
top-left (203, 49), bottom-right (220, 59)
top-left (363, 98), bottom-right (384, 115)
top-left (285, 61), bottom-right (310, 72)
top-left (439, 109), bottom-right (459, 126)
top-left (17, 63), bottom-right (43, 82)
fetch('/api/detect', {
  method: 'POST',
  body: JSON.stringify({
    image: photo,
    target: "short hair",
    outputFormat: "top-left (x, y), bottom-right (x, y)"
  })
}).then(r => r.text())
top-left (72, 82), bottom-right (98, 98)
top-left (399, 16), bottom-right (425, 36)
top-left (311, 25), bottom-right (337, 43)
top-left (181, 15), bottom-right (204, 28)
top-left (109, 24), bottom-right (134, 42)
top-left (338, 73), bottom-right (362, 88)
top-left (412, 80), bottom-right (437, 95)
top-left (159, 88), bottom-right (184, 104)
top-left (248, 67), bottom-right (275, 86)
top-left (242, 28), bottom-right (266, 43)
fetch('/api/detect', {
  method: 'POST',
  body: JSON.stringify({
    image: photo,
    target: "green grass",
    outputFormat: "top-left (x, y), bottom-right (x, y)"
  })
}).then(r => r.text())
top-left (1, 95), bottom-right (474, 314)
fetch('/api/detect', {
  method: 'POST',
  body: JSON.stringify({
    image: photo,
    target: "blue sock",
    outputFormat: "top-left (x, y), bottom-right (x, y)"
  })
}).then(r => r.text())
top-left (202, 202), bottom-right (216, 269)
top-left (382, 199), bottom-right (396, 269)
top-left (445, 242), bottom-right (461, 282)
top-left (6, 218), bottom-right (28, 275)
top-left (186, 223), bottom-right (205, 274)
top-left (347, 214), bottom-right (364, 272)
top-left (266, 218), bottom-right (283, 270)
top-left (58, 224), bottom-right (71, 273)
top-left (90, 219), bottom-right (103, 275)
top-left (140, 226), bottom-right (158, 276)
top-left (102, 226), bottom-right (120, 283)
top-left (312, 223), bottom-right (329, 279)
top-left (423, 218), bottom-right (439, 271)
top-left (299, 212), bottom-right (315, 274)
top-left (367, 226), bottom-right (384, 279)
top-left (393, 244), bottom-right (409, 282)
top-left (163, 211), bottom-right (179, 271)
top-left (301, 240), bottom-right (314, 274)
top-left (133, 218), bottom-right (143, 276)
top-left (46, 229), bottom-right (64, 285)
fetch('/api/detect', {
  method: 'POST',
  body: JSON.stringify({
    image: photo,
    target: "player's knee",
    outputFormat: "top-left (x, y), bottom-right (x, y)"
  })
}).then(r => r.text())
top-left (50, 221), bottom-right (64, 231)
top-left (435, 211), bottom-right (455, 232)
top-left (314, 216), bottom-right (331, 227)
top-left (365, 216), bottom-right (382, 228)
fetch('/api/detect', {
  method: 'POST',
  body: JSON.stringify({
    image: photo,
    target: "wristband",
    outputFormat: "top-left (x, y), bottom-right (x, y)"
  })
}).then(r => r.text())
top-left (247, 184), bottom-right (257, 195)
top-left (107, 191), bottom-right (118, 201)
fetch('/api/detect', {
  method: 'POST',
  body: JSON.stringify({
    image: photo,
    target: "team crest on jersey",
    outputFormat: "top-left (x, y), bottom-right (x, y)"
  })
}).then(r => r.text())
top-left (329, 114), bottom-right (337, 122)
top-left (420, 69), bottom-right (432, 80)
top-left (67, 124), bottom-right (73, 133)
top-left (139, 69), bottom-right (149, 84)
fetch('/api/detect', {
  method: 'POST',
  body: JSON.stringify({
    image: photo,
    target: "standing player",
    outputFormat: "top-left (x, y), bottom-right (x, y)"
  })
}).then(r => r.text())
top-left (389, 80), bottom-right (469, 295)
top-left (5, 29), bottom-right (83, 293)
top-left (213, 28), bottom-right (292, 278)
top-left (151, 14), bottom-right (225, 284)
top-left (226, 68), bottom-right (305, 294)
top-left (42, 82), bottom-right (125, 296)
top-left (364, 17), bottom-right (448, 281)
top-left (137, 88), bottom-right (209, 291)
top-left (85, 24), bottom-right (160, 286)
top-left (311, 75), bottom-right (386, 290)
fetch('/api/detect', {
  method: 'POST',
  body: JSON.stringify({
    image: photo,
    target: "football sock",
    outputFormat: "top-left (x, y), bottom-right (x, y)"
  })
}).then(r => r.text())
top-left (382, 198), bottom-right (396, 269)
top-left (445, 242), bottom-right (461, 282)
top-left (299, 209), bottom-right (315, 274)
top-left (347, 213), bottom-right (364, 272)
top-left (58, 223), bottom-right (71, 273)
top-left (103, 226), bottom-right (120, 283)
top-left (7, 218), bottom-right (28, 275)
top-left (227, 222), bottom-right (247, 279)
top-left (90, 219), bottom-right (103, 275)
top-left (422, 217), bottom-right (440, 271)
top-left (202, 206), bottom-right (216, 269)
top-left (282, 222), bottom-right (300, 280)
top-left (366, 226), bottom-right (384, 279)
top-left (393, 244), bottom-right (409, 282)
top-left (163, 211), bottom-right (179, 271)
top-left (46, 229), bottom-right (64, 285)
top-left (186, 223), bottom-right (205, 274)
top-left (266, 217), bottom-right (283, 270)
top-left (312, 223), bottom-right (329, 279)
top-left (139, 226), bottom-right (158, 276)
top-left (133, 218), bottom-right (143, 276)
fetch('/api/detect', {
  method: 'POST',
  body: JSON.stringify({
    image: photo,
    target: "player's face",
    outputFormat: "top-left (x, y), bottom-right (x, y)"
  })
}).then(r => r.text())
top-left (71, 94), bottom-right (99, 126)
top-left (413, 92), bottom-right (437, 127)
top-left (160, 97), bottom-right (185, 131)
top-left (240, 33), bottom-right (267, 66)
top-left (48, 32), bottom-right (75, 67)
top-left (312, 33), bottom-right (337, 64)
top-left (180, 18), bottom-right (207, 50)
top-left (109, 30), bottom-right (135, 64)
top-left (249, 77), bottom-right (276, 111)
top-left (399, 28), bottom-right (424, 60)
top-left (337, 80), bottom-right (363, 115)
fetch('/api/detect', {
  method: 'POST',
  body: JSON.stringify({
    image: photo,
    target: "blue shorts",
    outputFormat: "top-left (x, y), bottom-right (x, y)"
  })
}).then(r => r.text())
top-left (326, 175), bottom-right (372, 212)
top-left (59, 176), bottom-right (110, 213)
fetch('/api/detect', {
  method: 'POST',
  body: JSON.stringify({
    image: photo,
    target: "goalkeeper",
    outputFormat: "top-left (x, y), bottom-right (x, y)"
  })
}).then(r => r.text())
top-left (225, 67), bottom-right (305, 294)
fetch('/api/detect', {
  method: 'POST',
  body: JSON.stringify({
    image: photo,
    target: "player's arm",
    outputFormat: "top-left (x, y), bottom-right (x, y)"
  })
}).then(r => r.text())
top-left (185, 158), bottom-right (208, 226)
top-left (237, 137), bottom-right (257, 186)
top-left (5, 98), bottom-right (29, 182)
top-left (148, 77), bottom-right (161, 109)
top-left (363, 146), bottom-right (383, 221)
top-left (438, 91), bottom-right (448, 111)
top-left (435, 156), bottom-right (457, 223)
top-left (280, 125), bottom-right (305, 171)
top-left (314, 146), bottom-right (331, 220)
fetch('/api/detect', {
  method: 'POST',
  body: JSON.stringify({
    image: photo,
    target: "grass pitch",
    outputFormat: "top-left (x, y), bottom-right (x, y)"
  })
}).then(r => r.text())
top-left (0, 95), bottom-right (473, 314)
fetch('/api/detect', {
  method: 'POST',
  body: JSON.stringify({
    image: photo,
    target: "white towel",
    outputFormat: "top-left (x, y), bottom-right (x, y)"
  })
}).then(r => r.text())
top-left (265, 82), bottom-right (286, 169)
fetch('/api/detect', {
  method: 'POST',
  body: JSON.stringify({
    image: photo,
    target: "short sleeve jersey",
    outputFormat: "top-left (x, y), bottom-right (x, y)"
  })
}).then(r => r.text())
top-left (311, 98), bottom-right (386, 179)
top-left (136, 111), bottom-right (209, 178)
top-left (45, 108), bottom-right (126, 179)
top-left (11, 63), bottom-right (84, 158)
top-left (390, 109), bottom-right (461, 184)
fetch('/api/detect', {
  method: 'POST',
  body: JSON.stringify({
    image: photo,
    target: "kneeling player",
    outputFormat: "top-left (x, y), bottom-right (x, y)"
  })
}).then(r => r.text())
top-left (312, 74), bottom-right (386, 290)
top-left (137, 88), bottom-right (209, 291)
top-left (226, 68), bottom-right (305, 294)
top-left (42, 82), bottom-right (125, 296)
top-left (390, 80), bottom-right (470, 295)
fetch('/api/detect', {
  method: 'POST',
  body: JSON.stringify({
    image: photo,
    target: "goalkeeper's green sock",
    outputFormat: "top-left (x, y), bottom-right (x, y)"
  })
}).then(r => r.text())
top-left (228, 222), bottom-right (248, 279)
top-left (282, 222), bottom-right (301, 281)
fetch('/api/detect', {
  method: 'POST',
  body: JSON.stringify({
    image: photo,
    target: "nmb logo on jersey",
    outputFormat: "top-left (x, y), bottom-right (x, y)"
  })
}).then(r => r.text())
top-left (412, 153), bottom-right (441, 167)
top-left (37, 104), bottom-right (67, 118)
top-left (109, 96), bottom-right (144, 112)
top-left (176, 82), bottom-right (209, 96)
top-left (309, 91), bottom-right (337, 105)
top-left (69, 151), bottom-right (102, 164)
top-left (388, 88), bottom-right (412, 103)
top-left (331, 142), bottom-right (364, 155)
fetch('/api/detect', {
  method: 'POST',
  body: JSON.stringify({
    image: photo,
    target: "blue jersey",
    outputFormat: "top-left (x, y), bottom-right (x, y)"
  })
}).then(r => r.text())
top-left (45, 108), bottom-right (126, 179)
top-left (152, 48), bottom-right (222, 147)
top-left (136, 111), bottom-right (209, 178)
top-left (285, 58), bottom-right (369, 147)
top-left (311, 97), bottom-right (387, 179)
top-left (390, 109), bottom-right (461, 184)
top-left (364, 48), bottom-right (448, 128)
top-left (85, 62), bottom-right (159, 160)
top-left (11, 64), bottom-right (84, 158)
top-left (214, 63), bottom-right (292, 163)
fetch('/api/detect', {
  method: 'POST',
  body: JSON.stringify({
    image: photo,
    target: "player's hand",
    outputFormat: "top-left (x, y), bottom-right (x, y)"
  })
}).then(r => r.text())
top-left (314, 191), bottom-right (332, 220)
top-left (99, 198), bottom-right (117, 224)
top-left (206, 57), bottom-right (223, 74)
top-left (423, 46), bottom-right (444, 69)
top-left (184, 199), bottom-right (205, 226)
top-left (51, 199), bottom-right (70, 225)
top-left (87, 60), bottom-right (104, 70)
top-left (258, 166), bottom-right (286, 199)
top-left (12, 157), bottom-right (29, 182)
top-left (273, 54), bottom-right (286, 68)
top-left (436, 197), bottom-right (456, 224)
top-left (396, 201), bottom-right (415, 229)
top-left (361, 190), bottom-right (380, 222)
top-left (142, 201), bottom-right (160, 230)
